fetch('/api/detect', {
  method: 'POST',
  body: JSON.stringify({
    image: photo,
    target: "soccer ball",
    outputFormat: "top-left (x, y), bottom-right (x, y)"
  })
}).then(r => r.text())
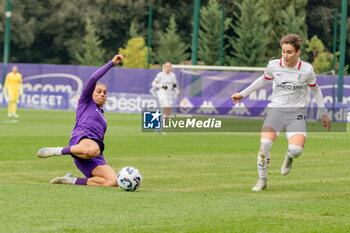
top-left (117, 166), bottom-right (142, 191)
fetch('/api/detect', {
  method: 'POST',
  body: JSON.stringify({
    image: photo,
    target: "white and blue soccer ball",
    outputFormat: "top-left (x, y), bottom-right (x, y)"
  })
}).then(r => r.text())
top-left (117, 166), bottom-right (142, 191)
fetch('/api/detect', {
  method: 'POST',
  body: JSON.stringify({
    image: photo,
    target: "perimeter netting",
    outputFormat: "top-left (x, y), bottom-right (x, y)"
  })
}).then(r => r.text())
top-left (169, 64), bottom-right (345, 126)
top-left (171, 64), bottom-right (265, 109)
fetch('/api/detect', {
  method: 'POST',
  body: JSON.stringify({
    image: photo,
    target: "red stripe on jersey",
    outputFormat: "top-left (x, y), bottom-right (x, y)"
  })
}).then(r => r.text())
top-left (264, 74), bottom-right (272, 80)
top-left (280, 59), bottom-right (283, 66)
top-left (308, 81), bottom-right (317, 87)
top-left (297, 60), bottom-right (302, 69)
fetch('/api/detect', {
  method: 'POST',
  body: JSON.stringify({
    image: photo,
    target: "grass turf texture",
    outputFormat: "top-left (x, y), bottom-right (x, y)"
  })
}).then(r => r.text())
top-left (0, 107), bottom-right (349, 232)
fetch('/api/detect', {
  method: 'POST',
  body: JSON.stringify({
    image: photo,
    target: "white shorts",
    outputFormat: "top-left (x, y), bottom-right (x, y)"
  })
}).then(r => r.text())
top-left (158, 94), bottom-right (173, 108)
top-left (262, 108), bottom-right (307, 139)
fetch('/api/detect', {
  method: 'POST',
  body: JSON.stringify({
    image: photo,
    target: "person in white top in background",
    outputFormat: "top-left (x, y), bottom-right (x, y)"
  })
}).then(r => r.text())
top-left (231, 34), bottom-right (331, 191)
top-left (151, 62), bottom-right (178, 118)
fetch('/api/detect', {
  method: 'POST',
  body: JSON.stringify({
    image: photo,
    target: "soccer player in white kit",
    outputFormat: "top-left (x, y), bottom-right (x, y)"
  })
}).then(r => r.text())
top-left (231, 34), bottom-right (331, 191)
top-left (151, 62), bottom-right (178, 117)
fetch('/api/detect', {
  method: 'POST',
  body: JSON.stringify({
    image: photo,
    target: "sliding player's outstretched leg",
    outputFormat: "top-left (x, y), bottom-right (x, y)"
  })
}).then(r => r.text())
top-left (50, 173), bottom-right (91, 185)
top-left (37, 147), bottom-right (64, 158)
top-left (50, 173), bottom-right (76, 184)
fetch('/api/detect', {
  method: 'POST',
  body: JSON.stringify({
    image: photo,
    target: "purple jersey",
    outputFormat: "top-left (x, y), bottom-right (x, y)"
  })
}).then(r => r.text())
top-left (68, 61), bottom-right (114, 178)
top-left (70, 61), bottom-right (113, 142)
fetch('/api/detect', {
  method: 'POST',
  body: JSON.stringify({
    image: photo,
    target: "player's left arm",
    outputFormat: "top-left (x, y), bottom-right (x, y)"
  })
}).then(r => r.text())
top-left (3, 74), bottom-right (9, 95)
top-left (151, 73), bottom-right (162, 88)
top-left (19, 73), bottom-right (23, 95)
top-left (171, 73), bottom-right (179, 96)
top-left (307, 69), bottom-right (330, 130)
top-left (81, 54), bottom-right (123, 100)
top-left (231, 75), bottom-right (270, 104)
top-left (172, 73), bottom-right (177, 88)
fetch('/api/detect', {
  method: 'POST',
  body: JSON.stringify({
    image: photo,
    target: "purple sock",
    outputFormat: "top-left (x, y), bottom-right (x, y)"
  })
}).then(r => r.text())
top-left (75, 177), bottom-right (88, 185)
top-left (61, 146), bottom-right (71, 155)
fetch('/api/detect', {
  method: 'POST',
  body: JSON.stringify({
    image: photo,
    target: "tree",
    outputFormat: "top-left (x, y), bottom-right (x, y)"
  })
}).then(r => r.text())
top-left (281, 4), bottom-right (308, 60)
top-left (228, 0), bottom-right (270, 66)
top-left (118, 37), bottom-right (148, 68)
top-left (306, 35), bottom-right (325, 60)
top-left (117, 21), bottom-right (148, 68)
top-left (0, 0), bottom-right (346, 68)
top-left (306, 35), bottom-right (332, 74)
top-left (129, 21), bottom-right (139, 38)
top-left (75, 17), bottom-right (106, 66)
top-left (313, 52), bottom-right (333, 74)
top-left (262, 0), bottom-right (308, 59)
top-left (198, 0), bottom-right (231, 65)
top-left (306, 0), bottom-right (341, 50)
top-left (0, 0), bottom-right (89, 64)
top-left (155, 14), bottom-right (189, 65)
top-left (0, 0), bottom-right (37, 62)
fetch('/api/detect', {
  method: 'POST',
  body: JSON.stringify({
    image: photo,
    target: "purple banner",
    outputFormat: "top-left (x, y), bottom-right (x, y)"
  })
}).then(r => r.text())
top-left (104, 93), bottom-right (158, 113)
top-left (1, 63), bottom-right (349, 118)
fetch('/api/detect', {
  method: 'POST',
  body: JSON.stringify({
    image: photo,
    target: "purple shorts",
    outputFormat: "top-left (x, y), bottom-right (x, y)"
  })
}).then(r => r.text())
top-left (68, 136), bottom-right (107, 178)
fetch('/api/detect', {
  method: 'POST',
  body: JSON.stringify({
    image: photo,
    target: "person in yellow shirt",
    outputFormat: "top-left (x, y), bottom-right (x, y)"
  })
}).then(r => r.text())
top-left (3, 66), bottom-right (23, 117)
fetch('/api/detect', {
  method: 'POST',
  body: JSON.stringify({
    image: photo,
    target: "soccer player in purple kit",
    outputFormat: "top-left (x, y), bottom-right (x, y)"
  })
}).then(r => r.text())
top-left (37, 54), bottom-right (124, 187)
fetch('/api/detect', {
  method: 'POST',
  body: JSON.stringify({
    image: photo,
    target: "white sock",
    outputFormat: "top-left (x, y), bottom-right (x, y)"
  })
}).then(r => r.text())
top-left (70, 178), bottom-right (78, 184)
top-left (53, 147), bottom-right (63, 155)
top-left (63, 174), bottom-right (77, 184)
top-left (58, 147), bottom-right (64, 155)
top-left (257, 138), bottom-right (273, 181)
top-left (41, 147), bottom-right (64, 156)
top-left (287, 145), bottom-right (303, 159)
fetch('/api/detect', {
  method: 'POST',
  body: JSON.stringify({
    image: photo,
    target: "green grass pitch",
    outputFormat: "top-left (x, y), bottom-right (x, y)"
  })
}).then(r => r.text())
top-left (0, 107), bottom-right (349, 232)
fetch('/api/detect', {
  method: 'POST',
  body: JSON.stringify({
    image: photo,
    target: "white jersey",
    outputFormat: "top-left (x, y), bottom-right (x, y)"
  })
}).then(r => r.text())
top-left (152, 71), bottom-right (177, 96)
top-left (264, 58), bottom-right (317, 108)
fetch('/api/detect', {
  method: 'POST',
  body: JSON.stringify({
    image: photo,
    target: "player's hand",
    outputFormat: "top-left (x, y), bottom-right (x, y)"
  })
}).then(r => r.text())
top-left (112, 54), bottom-right (124, 65)
top-left (19, 88), bottom-right (23, 96)
top-left (2, 88), bottom-right (7, 96)
top-left (231, 93), bottom-right (243, 104)
top-left (322, 114), bottom-right (331, 131)
top-left (162, 86), bottom-right (168, 90)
